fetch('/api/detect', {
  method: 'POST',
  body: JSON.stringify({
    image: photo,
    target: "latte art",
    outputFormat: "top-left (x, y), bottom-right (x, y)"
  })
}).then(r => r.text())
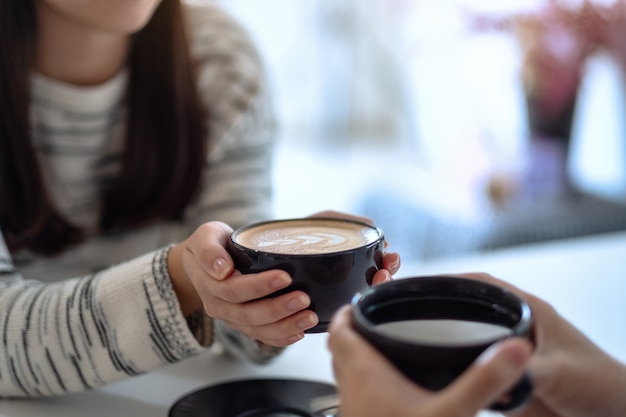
top-left (234, 219), bottom-right (381, 255)
top-left (255, 232), bottom-right (348, 249)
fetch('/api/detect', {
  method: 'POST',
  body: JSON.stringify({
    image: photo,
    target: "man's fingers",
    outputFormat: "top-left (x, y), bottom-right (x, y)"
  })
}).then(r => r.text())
top-left (437, 338), bottom-right (532, 413)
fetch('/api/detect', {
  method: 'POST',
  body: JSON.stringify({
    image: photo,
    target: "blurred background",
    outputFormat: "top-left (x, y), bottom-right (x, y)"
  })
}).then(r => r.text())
top-left (209, 0), bottom-right (626, 263)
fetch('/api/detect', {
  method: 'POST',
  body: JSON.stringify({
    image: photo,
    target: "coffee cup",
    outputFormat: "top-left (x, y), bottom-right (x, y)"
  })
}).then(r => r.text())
top-left (351, 275), bottom-right (533, 412)
top-left (228, 217), bottom-right (385, 333)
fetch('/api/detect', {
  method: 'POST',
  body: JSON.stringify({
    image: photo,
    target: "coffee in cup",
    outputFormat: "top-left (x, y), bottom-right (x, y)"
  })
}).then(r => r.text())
top-left (351, 275), bottom-right (533, 412)
top-left (228, 217), bottom-right (385, 333)
top-left (233, 218), bottom-right (380, 255)
top-left (373, 319), bottom-right (514, 345)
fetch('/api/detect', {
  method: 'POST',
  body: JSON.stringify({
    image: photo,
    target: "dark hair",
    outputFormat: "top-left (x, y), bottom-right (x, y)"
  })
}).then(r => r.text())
top-left (0, 0), bottom-right (207, 255)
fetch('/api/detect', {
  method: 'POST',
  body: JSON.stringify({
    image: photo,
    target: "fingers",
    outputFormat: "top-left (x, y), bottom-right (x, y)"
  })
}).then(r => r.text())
top-left (382, 251), bottom-right (401, 275)
top-left (308, 210), bottom-right (374, 225)
top-left (329, 306), bottom-right (435, 417)
top-left (453, 272), bottom-right (556, 335)
top-left (207, 269), bottom-right (292, 303)
top-left (185, 221), bottom-right (235, 280)
top-left (201, 268), bottom-right (319, 330)
top-left (223, 305), bottom-right (318, 347)
top-left (327, 306), bottom-right (361, 368)
top-left (327, 305), bottom-right (353, 352)
top-left (371, 269), bottom-right (392, 285)
top-left (370, 251), bottom-right (400, 285)
top-left (451, 272), bottom-right (548, 322)
top-left (328, 306), bottom-right (408, 381)
top-left (210, 285), bottom-right (311, 325)
top-left (328, 306), bottom-right (395, 381)
top-left (437, 338), bottom-right (532, 414)
top-left (454, 272), bottom-right (530, 298)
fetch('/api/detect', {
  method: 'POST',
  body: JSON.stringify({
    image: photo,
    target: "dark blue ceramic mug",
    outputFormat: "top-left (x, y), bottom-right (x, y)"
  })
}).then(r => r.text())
top-left (351, 275), bottom-right (533, 412)
top-left (228, 217), bottom-right (385, 333)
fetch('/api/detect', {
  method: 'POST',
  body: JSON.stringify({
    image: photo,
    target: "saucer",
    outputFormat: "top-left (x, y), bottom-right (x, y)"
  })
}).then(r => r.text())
top-left (168, 378), bottom-right (337, 417)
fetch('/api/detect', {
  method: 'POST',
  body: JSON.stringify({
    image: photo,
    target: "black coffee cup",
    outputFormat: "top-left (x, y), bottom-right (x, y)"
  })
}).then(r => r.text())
top-left (227, 217), bottom-right (385, 333)
top-left (351, 275), bottom-right (533, 412)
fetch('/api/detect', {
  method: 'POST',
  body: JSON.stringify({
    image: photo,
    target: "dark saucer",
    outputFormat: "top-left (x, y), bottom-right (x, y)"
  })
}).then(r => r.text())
top-left (169, 378), bottom-right (337, 417)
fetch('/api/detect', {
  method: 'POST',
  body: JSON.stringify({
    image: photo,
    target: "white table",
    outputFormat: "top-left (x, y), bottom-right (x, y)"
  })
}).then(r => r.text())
top-left (1, 231), bottom-right (625, 417)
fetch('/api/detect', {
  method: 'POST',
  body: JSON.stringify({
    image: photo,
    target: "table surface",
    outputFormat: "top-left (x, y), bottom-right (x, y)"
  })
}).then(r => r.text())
top-left (1, 231), bottom-right (625, 417)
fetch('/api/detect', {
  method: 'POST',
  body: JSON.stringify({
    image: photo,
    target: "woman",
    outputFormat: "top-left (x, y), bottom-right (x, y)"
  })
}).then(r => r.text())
top-left (0, 0), bottom-right (400, 398)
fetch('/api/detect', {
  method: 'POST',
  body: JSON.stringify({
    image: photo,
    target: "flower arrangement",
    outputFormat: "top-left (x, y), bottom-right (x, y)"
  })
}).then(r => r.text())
top-left (472, 0), bottom-right (626, 140)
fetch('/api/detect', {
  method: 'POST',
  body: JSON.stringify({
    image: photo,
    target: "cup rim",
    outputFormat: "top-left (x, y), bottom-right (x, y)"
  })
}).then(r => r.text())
top-left (229, 217), bottom-right (384, 257)
top-left (351, 275), bottom-right (533, 348)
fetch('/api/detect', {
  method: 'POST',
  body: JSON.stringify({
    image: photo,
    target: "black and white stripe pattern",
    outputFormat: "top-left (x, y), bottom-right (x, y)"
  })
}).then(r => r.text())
top-left (1, 1), bottom-right (278, 398)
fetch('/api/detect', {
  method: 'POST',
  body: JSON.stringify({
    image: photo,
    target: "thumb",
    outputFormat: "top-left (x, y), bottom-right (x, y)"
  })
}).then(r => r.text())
top-left (437, 338), bottom-right (532, 414)
top-left (190, 221), bottom-right (235, 280)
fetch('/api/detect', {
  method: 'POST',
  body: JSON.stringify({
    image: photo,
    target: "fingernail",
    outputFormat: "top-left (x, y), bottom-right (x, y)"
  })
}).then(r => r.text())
top-left (297, 314), bottom-right (318, 330)
top-left (213, 257), bottom-right (229, 279)
top-left (477, 343), bottom-right (501, 365)
top-left (271, 273), bottom-right (291, 289)
top-left (286, 294), bottom-right (310, 311)
top-left (478, 341), bottom-right (528, 370)
top-left (504, 344), bottom-right (531, 368)
top-left (390, 256), bottom-right (400, 270)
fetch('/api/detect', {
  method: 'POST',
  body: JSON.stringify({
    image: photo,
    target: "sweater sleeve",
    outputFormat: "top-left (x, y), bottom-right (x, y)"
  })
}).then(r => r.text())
top-left (0, 238), bottom-right (205, 398)
top-left (184, 2), bottom-right (277, 231)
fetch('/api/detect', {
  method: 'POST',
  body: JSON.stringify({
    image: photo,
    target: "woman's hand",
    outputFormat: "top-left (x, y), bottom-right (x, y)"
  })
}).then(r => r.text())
top-left (459, 273), bottom-right (626, 417)
top-left (168, 211), bottom-right (400, 348)
top-left (168, 221), bottom-right (318, 347)
top-left (327, 305), bottom-right (531, 417)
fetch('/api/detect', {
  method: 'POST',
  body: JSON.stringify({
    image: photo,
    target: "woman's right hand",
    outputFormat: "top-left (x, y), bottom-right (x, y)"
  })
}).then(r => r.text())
top-left (167, 221), bottom-right (319, 347)
top-left (461, 273), bottom-right (626, 417)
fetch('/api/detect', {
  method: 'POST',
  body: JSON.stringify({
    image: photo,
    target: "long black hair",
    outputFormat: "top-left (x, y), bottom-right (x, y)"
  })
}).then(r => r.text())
top-left (0, 0), bottom-right (208, 255)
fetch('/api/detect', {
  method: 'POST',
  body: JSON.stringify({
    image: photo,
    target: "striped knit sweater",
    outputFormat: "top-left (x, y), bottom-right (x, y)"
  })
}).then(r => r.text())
top-left (0, 2), bottom-right (282, 398)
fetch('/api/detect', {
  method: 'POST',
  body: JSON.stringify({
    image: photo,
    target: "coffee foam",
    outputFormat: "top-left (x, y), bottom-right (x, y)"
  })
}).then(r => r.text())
top-left (234, 219), bottom-right (381, 255)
